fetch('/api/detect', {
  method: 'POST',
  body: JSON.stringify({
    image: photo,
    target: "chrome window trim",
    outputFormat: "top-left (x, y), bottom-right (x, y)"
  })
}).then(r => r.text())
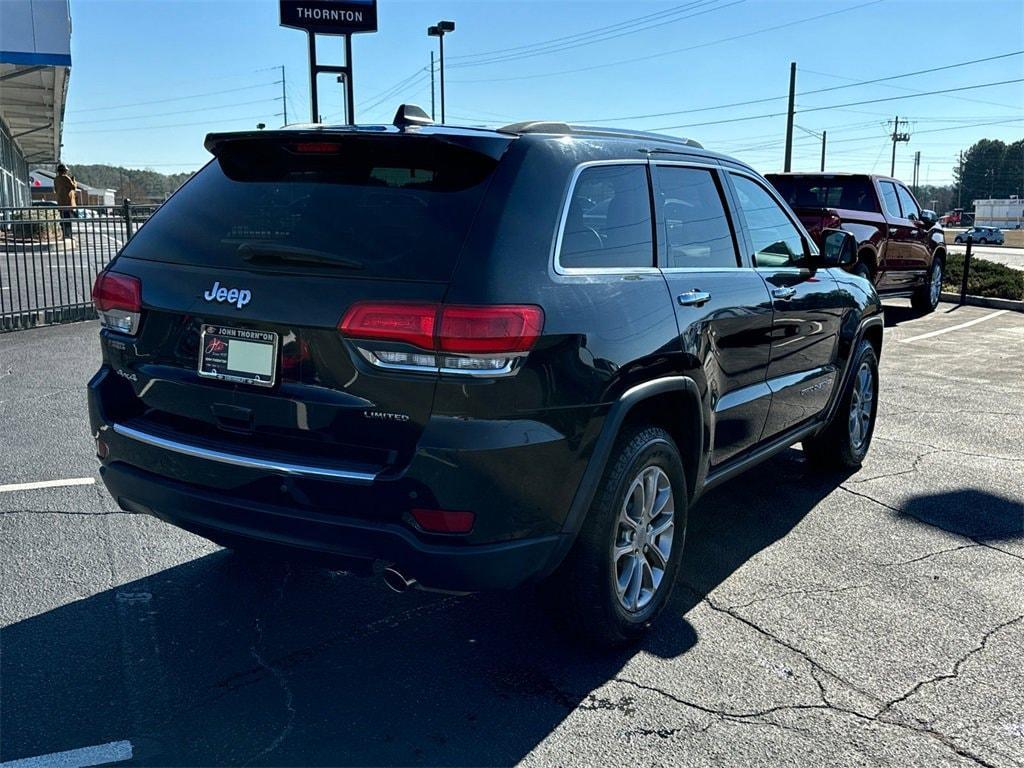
top-left (550, 159), bottom-right (659, 276)
top-left (111, 423), bottom-right (378, 484)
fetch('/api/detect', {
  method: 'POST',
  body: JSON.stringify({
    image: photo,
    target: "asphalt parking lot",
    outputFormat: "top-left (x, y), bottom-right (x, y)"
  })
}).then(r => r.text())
top-left (1, 302), bottom-right (1022, 767)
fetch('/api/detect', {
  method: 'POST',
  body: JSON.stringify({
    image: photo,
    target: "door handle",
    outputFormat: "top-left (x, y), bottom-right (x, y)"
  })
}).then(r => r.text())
top-left (677, 290), bottom-right (711, 307)
top-left (772, 287), bottom-right (797, 301)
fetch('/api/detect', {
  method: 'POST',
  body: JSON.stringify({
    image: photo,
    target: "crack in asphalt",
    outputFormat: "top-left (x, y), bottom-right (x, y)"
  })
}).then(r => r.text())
top-left (725, 583), bottom-right (870, 610)
top-left (877, 614), bottom-right (1024, 719)
top-left (837, 484), bottom-right (1024, 564)
top-left (848, 449), bottom-right (939, 484)
top-left (674, 587), bottom-right (1006, 767)
top-left (876, 544), bottom-right (981, 568)
top-left (246, 564), bottom-right (296, 765)
top-left (873, 435), bottom-right (1023, 463)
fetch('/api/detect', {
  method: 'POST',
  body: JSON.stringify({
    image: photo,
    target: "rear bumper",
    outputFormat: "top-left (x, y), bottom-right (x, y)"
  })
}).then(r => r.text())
top-left (101, 461), bottom-right (562, 592)
top-left (88, 366), bottom-right (585, 591)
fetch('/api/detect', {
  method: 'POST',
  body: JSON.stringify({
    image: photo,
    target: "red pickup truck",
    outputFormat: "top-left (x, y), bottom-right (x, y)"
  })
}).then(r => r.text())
top-left (767, 173), bottom-right (946, 313)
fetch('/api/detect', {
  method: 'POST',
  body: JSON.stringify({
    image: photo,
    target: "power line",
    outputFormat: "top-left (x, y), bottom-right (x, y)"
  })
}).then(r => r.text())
top-left (66, 97), bottom-right (282, 126)
top-left (571, 50), bottom-right (1024, 124)
top-left (447, 0), bottom-right (720, 62)
top-left (71, 114), bottom-right (281, 134)
top-left (448, 0), bottom-right (740, 69)
top-left (447, 0), bottom-right (883, 84)
top-left (68, 82), bottom-right (280, 114)
top-left (647, 78), bottom-right (1024, 131)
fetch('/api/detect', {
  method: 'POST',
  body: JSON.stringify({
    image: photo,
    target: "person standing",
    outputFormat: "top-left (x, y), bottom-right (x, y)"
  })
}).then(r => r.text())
top-left (54, 164), bottom-right (77, 239)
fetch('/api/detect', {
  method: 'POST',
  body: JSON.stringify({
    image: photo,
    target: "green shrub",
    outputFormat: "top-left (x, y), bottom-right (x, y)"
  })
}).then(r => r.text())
top-left (6, 208), bottom-right (61, 241)
top-left (942, 253), bottom-right (1024, 301)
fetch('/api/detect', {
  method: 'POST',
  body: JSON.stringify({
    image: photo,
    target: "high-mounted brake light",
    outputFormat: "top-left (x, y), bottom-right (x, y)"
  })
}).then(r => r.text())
top-left (291, 142), bottom-right (342, 154)
top-left (338, 302), bottom-right (544, 376)
top-left (92, 272), bottom-right (142, 335)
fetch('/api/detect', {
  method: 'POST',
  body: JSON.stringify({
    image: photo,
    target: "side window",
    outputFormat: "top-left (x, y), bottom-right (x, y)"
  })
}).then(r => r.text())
top-left (655, 166), bottom-right (738, 268)
top-left (879, 181), bottom-right (902, 219)
top-left (558, 164), bottom-right (653, 269)
top-left (896, 185), bottom-right (920, 220)
top-left (730, 174), bottom-right (806, 268)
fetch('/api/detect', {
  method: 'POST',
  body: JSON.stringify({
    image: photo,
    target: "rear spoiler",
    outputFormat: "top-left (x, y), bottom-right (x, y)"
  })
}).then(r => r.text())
top-left (204, 128), bottom-right (515, 162)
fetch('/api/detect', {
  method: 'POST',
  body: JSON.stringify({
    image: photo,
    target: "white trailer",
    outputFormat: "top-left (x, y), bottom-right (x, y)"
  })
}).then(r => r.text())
top-left (974, 198), bottom-right (1024, 229)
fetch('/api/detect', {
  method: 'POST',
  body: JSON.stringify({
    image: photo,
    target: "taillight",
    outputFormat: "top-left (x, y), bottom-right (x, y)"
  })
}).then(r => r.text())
top-left (92, 272), bottom-right (142, 335)
top-left (338, 302), bottom-right (544, 376)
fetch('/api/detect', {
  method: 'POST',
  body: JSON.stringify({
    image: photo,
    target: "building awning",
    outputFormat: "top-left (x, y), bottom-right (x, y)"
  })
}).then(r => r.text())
top-left (0, 62), bottom-right (69, 164)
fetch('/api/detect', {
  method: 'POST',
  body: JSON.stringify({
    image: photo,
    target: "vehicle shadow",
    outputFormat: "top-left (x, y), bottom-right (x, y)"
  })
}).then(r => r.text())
top-left (899, 488), bottom-right (1023, 542)
top-left (1, 449), bottom-right (846, 766)
top-left (882, 303), bottom-right (927, 327)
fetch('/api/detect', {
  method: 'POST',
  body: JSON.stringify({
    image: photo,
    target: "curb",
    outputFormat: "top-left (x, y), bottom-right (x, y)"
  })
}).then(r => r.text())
top-left (939, 292), bottom-right (1024, 312)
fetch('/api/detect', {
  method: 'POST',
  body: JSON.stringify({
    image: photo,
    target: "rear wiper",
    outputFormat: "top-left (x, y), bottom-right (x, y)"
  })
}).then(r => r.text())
top-left (238, 243), bottom-right (364, 270)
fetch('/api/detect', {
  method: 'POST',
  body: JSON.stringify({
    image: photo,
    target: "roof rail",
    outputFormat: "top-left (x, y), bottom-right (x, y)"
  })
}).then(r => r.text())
top-left (498, 121), bottom-right (702, 149)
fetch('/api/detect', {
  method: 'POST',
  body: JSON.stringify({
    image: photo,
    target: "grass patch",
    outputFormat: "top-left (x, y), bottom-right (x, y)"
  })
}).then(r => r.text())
top-left (943, 253), bottom-right (1024, 301)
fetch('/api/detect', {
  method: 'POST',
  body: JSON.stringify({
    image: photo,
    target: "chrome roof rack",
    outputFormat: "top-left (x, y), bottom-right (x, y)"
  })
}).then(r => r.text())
top-left (498, 121), bottom-right (702, 149)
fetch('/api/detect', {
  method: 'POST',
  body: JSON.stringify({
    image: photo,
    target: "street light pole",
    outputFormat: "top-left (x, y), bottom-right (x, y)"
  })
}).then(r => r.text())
top-left (427, 21), bottom-right (455, 123)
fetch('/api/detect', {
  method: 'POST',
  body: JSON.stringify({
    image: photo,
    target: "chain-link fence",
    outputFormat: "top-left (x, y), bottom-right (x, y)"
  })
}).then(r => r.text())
top-left (0, 201), bottom-right (159, 332)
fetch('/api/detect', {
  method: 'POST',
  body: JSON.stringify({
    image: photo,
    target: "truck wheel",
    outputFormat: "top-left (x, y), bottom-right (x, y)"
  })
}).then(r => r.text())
top-left (542, 425), bottom-right (688, 647)
top-left (803, 340), bottom-right (879, 471)
top-left (911, 258), bottom-right (943, 313)
top-left (851, 260), bottom-right (871, 281)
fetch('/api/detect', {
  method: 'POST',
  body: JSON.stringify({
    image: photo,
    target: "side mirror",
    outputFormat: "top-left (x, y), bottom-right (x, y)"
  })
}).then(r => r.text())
top-left (821, 228), bottom-right (857, 268)
top-left (919, 209), bottom-right (938, 226)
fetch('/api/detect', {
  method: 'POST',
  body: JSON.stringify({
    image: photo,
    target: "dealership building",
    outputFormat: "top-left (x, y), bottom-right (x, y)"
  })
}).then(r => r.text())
top-left (0, 0), bottom-right (72, 207)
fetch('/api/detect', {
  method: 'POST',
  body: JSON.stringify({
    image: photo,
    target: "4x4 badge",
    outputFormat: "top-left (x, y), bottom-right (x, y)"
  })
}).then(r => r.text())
top-left (203, 281), bottom-right (251, 309)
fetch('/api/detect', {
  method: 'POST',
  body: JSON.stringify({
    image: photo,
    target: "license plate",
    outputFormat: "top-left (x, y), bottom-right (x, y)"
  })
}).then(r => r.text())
top-left (198, 325), bottom-right (278, 387)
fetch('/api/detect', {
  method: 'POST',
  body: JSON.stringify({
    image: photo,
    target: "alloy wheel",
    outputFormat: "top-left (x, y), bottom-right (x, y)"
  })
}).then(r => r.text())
top-left (929, 261), bottom-right (942, 306)
top-left (613, 465), bottom-right (675, 613)
top-left (848, 362), bottom-right (875, 451)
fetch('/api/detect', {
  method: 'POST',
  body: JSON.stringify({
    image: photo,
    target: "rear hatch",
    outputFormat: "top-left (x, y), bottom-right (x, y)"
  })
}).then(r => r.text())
top-left (105, 128), bottom-right (513, 474)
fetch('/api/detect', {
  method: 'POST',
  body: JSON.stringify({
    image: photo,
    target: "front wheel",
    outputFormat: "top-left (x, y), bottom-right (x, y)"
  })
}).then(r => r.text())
top-left (541, 425), bottom-right (688, 647)
top-left (911, 258), bottom-right (943, 313)
top-left (978, 238), bottom-right (988, 244)
top-left (804, 340), bottom-right (879, 471)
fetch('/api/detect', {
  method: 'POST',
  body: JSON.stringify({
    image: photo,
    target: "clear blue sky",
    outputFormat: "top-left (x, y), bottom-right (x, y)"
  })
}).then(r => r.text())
top-left (61, 0), bottom-right (1024, 185)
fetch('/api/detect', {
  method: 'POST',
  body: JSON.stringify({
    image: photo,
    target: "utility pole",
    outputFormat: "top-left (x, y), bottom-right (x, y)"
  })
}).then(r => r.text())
top-left (280, 65), bottom-right (287, 126)
top-left (820, 130), bottom-right (827, 172)
top-left (912, 151), bottom-right (921, 196)
top-left (430, 51), bottom-right (436, 121)
top-left (890, 116), bottom-right (910, 177)
top-left (957, 151), bottom-right (964, 208)
top-left (784, 62), bottom-right (796, 172)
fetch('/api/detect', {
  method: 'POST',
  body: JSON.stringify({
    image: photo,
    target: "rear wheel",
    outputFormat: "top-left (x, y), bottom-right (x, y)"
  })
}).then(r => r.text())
top-left (978, 238), bottom-right (988, 244)
top-left (804, 340), bottom-right (879, 470)
top-left (911, 258), bottom-right (943, 313)
top-left (542, 425), bottom-right (688, 647)
top-left (851, 260), bottom-right (872, 281)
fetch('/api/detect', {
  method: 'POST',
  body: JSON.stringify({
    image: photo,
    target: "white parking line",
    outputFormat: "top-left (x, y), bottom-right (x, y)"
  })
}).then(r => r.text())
top-left (899, 310), bottom-right (1008, 343)
top-left (0, 740), bottom-right (132, 768)
top-left (0, 477), bottom-right (95, 493)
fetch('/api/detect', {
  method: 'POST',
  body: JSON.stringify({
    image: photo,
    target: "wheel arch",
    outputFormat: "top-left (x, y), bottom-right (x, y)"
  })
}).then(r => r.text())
top-left (539, 377), bottom-right (705, 579)
top-left (857, 244), bottom-right (879, 276)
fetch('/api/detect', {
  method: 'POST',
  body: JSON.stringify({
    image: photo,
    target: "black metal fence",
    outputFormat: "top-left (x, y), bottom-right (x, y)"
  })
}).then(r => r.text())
top-left (0, 201), bottom-right (159, 332)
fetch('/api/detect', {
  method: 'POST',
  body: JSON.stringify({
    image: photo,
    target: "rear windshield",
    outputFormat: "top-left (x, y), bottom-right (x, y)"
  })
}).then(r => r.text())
top-left (768, 176), bottom-right (879, 213)
top-left (119, 137), bottom-right (501, 281)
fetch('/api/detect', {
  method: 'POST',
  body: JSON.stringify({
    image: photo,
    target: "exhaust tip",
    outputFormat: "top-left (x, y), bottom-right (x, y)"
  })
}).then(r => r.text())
top-left (383, 567), bottom-right (417, 593)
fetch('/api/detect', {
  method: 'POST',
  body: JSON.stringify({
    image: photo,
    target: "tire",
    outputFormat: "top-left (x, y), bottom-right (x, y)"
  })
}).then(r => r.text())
top-left (803, 340), bottom-right (879, 471)
top-left (978, 238), bottom-right (988, 245)
top-left (911, 258), bottom-right (943, 314)
top-left (541, 425), bottom-right (688, 647)
top-left (954, 237), bottom-right (963, 244)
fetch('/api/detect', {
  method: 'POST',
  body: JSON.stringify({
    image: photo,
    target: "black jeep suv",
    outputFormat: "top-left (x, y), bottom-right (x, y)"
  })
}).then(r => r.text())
top-left (89, 109), bottom-right (882, 644)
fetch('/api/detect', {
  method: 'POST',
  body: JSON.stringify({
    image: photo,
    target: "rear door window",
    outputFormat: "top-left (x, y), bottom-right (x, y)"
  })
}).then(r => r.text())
top-left (654, 166), bottom-right (738, 268)
top-left (118, 137), bottom-right (502, 281)
top-left (558, 164), bottom-right (654, 270)
top-left (879, 181), bottom-right (903, 219)
top-left (896, 185), bottom-right (920, 220)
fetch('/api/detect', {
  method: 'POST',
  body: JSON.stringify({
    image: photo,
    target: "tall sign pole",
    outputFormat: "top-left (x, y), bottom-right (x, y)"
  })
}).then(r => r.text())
top-left (280, 1), bottom-right (378, 125)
